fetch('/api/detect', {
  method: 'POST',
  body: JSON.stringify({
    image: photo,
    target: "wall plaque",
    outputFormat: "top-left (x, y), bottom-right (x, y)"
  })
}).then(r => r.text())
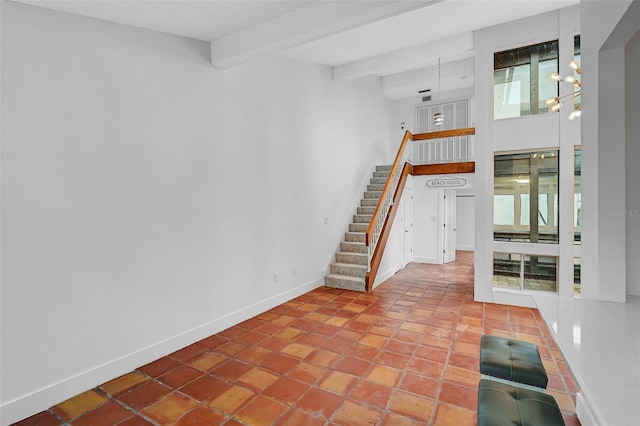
top-left (426, 177), bottom-right (467, 188)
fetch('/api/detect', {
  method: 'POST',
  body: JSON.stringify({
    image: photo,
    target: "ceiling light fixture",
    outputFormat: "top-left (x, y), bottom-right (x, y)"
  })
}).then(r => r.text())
top-left (433, 58), bottom-right (444, 127)
top-left (547, 60), bottom-right (581, 120)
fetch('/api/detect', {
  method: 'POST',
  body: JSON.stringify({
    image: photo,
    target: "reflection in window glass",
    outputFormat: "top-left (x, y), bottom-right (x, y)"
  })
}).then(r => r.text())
top-left (520, 194), bottom-right (549, 226)
top-left (494, 151), bottom-right (559, 243)
top-left (574, 147), bottom-right (581, 243)
top-left (494, 65), bottom-right (529, 119)
top-left (493, 252), bottom-right (521, 289)
top-left (574, 257), bottom-right (581, 296)
top-left (520, 194), bottom-right (529, 225)
top-left (494, 40), bottom-right (559, 119)
top-left (523, 255), bottom-right (557, 292)
top-left (538, 59), bottom-right (558, 112)
top-left (574, 35), bottom-right (581, 110)
top-left (494, 195), bottom-right (515, 225)
top-left (494, 253), bottom-right (559, 293)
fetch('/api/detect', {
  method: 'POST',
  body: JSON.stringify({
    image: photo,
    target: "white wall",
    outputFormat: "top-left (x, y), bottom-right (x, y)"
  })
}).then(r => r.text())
top-left (581, 0), bottom-right (636, 302)
top-left (626, 28), bottom-right (640, 296)
top-left (494, 114), bottom-right (559, 152)
top-left (390, 96), bottom-right (419, 148)
top-left (0, 2), bottom-right (391, 423)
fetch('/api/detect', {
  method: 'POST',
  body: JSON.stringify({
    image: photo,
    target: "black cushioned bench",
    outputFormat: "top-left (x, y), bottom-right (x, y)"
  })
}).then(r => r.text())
top-left (480, 335), bottom-right (548, 389)
top-left (477, 379), bottom-right (565, 426)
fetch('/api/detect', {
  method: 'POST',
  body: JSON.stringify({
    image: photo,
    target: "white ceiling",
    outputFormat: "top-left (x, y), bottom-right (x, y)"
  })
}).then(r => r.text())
top-left (14, 0), bottom-right (579, 99)
top-left (18, 1), bottom-right (318, 41)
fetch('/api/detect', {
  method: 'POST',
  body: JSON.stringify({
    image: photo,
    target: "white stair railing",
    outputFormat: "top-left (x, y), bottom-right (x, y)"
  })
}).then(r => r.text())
top-left (367, 142), bottom-right (412, 261)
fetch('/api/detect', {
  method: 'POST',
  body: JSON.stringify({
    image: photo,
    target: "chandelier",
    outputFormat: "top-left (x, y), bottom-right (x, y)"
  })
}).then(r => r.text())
top-left (546, 60), bottom-right (581, 120)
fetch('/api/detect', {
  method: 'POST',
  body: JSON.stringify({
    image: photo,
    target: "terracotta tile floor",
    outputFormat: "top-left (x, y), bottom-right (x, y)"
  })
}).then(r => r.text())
top-left (14, 252), bottom-right (580, 425)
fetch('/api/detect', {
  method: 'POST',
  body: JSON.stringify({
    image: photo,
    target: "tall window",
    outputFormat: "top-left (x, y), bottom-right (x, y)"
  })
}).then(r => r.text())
top-left (494, 40), bottom-right (559, 119)
top-left (574, 147), bottom-right (581, 243)
top-left (494, 150), bottom-right (559, 243)
top-left (574, 35), bottom-right (581, 111)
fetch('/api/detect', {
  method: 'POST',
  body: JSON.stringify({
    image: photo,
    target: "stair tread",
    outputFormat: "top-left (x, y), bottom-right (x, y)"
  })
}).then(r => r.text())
top-left (326, 274), bottom-right (365, 282)
top-left (332, 262), bottom-right (367, 268)
top-left (342, 241), bottom-right (365, 245)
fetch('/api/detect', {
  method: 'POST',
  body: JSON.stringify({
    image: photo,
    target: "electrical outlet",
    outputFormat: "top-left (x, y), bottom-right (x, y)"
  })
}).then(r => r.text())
top-left (292, 268), bottom-right (297, 277)
top-left (273, 273), bottom-right (277, 282)
top-left (324, 217), bottom-right (329, 224)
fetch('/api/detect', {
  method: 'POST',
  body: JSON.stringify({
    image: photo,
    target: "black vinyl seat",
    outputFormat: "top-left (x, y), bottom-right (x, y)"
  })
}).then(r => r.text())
top-left (477, 379), bottom-right (565, 426)
top-left (480, 335), bottom-right (548, 389)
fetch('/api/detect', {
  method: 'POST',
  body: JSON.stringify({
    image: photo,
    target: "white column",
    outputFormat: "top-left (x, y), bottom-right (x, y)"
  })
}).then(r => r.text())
top-left (558, 7), bottom-right (579, 297)
top-left (473, 29), bottom-right (494, 302)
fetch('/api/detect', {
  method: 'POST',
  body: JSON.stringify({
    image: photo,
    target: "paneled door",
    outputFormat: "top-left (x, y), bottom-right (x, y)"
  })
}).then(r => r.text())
top-left (402, 188), bottom-right (414, 267)
top-left (443, 189), bottom-right (457, 264)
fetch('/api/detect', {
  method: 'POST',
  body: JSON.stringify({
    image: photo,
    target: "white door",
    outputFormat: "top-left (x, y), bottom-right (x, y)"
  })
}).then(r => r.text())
top-left (402, 188), bottom-right (414, 267)
top-left (443, 189), bottom-right (457, 263)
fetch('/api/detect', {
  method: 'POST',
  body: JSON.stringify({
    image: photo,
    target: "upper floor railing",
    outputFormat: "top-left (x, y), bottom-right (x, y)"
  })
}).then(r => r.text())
top-left (412, 127), bottom-right (476, 165)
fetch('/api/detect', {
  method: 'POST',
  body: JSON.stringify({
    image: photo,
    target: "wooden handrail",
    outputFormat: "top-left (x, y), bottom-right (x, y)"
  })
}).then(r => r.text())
top-left (365, 130), bottom-right (413, 246)
top-left (365, 162), bottom-right (412, 291)
top-left (412, 127), bottom-right (476, 141)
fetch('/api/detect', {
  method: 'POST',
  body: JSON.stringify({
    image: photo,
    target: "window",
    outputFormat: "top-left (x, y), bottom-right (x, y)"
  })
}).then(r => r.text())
top-left (494, 40), bottom-right (559, 119)
top-left (494, 150), bottom-right (559, 243)
top-left (493, 252), bottom-right (521, 289)
top-left (574, 257), bottom-right (581, 296)
top-left (574, 147), bottom-right (581, 243)
top-left (523, 255), bottom-right (557, 292)
top-left (494, 195), bottom-right (515, 225)
top-left (493, 252), bottom-right (558, 293)
top-left (574, 35), bottom-right (581, 111)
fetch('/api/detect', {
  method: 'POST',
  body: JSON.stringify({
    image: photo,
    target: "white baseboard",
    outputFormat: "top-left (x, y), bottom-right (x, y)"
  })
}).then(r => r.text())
top-left (492, 289), bottom-right (537, 308)
top-left (456, 244), bottom-right (474, 251)
top-left (372, 266), bottom-right (398, 289)
top-left (0, 278), bottom-right (322, 426)
top-left (412, 256), bottom-right (441, 264)
top-left (576, 391), bottom-right (601, 426)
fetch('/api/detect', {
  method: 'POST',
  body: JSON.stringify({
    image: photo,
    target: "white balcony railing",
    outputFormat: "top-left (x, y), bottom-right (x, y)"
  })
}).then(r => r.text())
top-left (413, 135), bottom-right (474, 165)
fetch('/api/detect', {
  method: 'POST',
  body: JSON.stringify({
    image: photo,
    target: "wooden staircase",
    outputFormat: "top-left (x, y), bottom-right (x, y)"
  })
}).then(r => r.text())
top-left (324, 165), bottom-right (391, 291)
top-left (323, 127), bottom-right (476, 292)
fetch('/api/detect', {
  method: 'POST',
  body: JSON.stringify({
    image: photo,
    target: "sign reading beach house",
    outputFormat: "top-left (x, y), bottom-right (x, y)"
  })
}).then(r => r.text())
top-left (426, 176), bottom-right (467, 188)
